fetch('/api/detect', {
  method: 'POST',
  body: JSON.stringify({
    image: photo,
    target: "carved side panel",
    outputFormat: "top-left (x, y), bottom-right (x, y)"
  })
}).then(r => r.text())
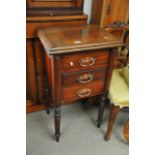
top-left (26, 38), bottom-right (46, 104)
top-left (26, 39), bottom-right (39, 103)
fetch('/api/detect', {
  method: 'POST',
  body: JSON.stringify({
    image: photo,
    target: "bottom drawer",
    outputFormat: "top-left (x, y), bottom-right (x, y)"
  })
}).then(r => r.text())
top-left (62, 80), bottom-right (104, 102)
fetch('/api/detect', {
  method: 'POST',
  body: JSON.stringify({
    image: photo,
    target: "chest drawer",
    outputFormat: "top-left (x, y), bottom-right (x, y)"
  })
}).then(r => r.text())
top-left (62, 80), bottom-right (104, 102)
top-left (62, 68), bottom-right (107, 87)
top-left (61, 50), bottom-right (109, 73)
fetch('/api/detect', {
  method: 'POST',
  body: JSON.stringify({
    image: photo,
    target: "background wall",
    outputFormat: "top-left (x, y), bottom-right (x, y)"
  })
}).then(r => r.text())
top-left (83, 0), bottom-right (93, 23)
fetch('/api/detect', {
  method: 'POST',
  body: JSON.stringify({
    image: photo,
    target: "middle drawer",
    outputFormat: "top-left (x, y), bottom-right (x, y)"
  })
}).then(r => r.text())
top-left (62, 68), bottom-right (107, 87)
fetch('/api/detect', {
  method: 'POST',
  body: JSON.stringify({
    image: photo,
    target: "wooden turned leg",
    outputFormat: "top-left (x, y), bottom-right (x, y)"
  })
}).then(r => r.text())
top-left (104, 105), bottom-right (119, 141)
top-left (123, 119), bottom-right (129, 142)
top-left (45, 80), bottom-right (51, 114)
top-left (54, 107), bottom-right (61, 142)
top-left (97, 96), bottom-right (106, 128)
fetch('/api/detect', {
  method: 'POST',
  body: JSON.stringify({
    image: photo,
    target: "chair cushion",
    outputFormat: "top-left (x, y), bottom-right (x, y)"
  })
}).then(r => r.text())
top-left (108, 68), bottom-right (129, 108)
top-left (122, 65), bottom-right (129, 84)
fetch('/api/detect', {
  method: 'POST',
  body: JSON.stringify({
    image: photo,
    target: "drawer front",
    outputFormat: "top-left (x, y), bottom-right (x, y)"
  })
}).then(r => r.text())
top-left (62, 81), bottom-right (104, 102)
top-left (62, 68), bottom-right (107, 87)
top-left (62, 50), bottom-right (109, 72)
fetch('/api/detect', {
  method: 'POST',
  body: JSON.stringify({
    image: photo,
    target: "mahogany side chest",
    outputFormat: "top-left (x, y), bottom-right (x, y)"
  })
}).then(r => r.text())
top-left (37, 24), bottom-right (123, 141)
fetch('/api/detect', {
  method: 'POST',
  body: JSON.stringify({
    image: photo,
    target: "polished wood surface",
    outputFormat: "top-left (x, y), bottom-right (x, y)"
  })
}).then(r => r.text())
top-left (61, 50), bottom-right (109, 72)
top-left (27, 15), bottom-right (87, 38)
top-left (38, 24), bottom-right (123, 141)
top-left (62, 80), bottom-right (105, 102)
top-left (62, 68), bottom-right (106, 86)
top-left (38, 25), bottom-right (122, 54)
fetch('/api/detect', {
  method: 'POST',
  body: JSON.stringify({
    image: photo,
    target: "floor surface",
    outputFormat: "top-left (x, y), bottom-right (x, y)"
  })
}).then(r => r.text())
top-left (27, 102), bottom-right (129, 155)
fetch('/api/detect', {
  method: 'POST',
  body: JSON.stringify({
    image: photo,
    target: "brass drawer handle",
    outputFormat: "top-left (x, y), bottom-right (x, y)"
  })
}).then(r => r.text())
top-left (76, 88), bottom-right (92, 98)
top-left (79, 57), bottom-right (96, 67)
top-left (77, 74), bottom-right (94, 84)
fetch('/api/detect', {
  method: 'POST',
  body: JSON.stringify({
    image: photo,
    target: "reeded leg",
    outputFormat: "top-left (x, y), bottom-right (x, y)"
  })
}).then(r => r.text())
top-left (54, 107), bottom-right (61, 142)
top-left (104, 105), bottom-right (119, 141)
top-left (97, 96), bottom-right (107, 128)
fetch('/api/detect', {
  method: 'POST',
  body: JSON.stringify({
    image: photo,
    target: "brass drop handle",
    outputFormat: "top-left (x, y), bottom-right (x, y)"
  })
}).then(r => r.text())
top-left (77, 74), bottom-right (94, 84)
top-left (76, 88), bottom-right (92, 98)
top-left (79, 57), bottom-right (96, 67)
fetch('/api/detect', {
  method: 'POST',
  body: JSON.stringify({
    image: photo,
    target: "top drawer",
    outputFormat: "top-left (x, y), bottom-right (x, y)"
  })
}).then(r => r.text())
top-left (61, 50), bottom-right (109, 72)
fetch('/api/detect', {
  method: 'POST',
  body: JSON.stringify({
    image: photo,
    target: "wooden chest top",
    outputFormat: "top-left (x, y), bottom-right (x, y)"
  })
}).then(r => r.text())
top-left (37, 25), bottom-right (123, 54)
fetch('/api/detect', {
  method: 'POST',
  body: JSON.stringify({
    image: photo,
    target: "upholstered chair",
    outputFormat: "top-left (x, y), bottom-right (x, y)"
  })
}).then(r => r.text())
top-left (96, 64), bottom-right (129, 140)
top-left (104, 65), bottom-right (129, 140)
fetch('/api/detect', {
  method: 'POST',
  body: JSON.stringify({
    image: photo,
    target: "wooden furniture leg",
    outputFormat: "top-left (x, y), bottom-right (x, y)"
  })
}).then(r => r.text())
top-left (123, 119), bottom-right (129, 142)
top-left (97, 95), bottom-right (107, 128)
top-left (104, 105), bottom-right (120, 141)
top-left (54, 107), bottom-right (61, 142)
top-left (45, 79), bottom-right (51, 114)
top-left (51, 56), bottom-right (62, 142)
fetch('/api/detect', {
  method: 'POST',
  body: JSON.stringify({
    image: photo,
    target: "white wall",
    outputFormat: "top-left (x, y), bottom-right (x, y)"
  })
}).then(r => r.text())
top-left (83, 0), bottom-right (93, 23)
